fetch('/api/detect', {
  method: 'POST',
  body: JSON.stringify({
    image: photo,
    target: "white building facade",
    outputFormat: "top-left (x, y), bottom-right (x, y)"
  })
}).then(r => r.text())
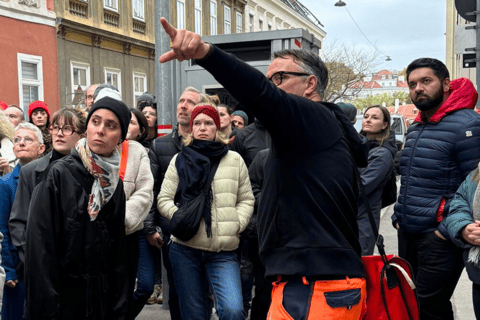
top-left (245, 0), bottom-right (326, 48)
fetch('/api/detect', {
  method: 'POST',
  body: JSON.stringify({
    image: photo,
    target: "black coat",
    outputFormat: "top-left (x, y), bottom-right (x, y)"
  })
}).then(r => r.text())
top-left (144, 126), bottom-right (183, 234)
top-left (230, 119), bottom-right (271, 168)
top-left (10, 150), bottom-right (64, 265)
top-left (197, 45), bottom-right (367, 280)
top-left (25, 150), bottom-right (129, 320)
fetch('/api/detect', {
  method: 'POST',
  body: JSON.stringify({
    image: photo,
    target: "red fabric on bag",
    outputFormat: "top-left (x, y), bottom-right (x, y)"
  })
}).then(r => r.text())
top-left (362, 255), bottom-right (419, 320)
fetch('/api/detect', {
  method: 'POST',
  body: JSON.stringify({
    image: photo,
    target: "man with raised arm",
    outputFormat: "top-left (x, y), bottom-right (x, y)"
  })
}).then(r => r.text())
top-left (158, 19), bottom-right (369, 319)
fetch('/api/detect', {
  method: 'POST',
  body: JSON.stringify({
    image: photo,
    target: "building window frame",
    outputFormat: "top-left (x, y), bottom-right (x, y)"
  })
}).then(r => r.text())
top-left (104, 67), bottom-right (122, 95)
top-left (210, 0), bottom-right (217, 35)
top-left (133, 0), bottom-right (145, 21)
top-left (194, 0), bottom-right (202, 34)
top-left (133, 72), bottom-right (147, 107)
top-left (177, 0), bottom-right (185, 29)
top-left (104, 0), bottom-right (118, 12)
top-left (224, 5), bottom-right (231, 34)
top-left (236, 12), bottom-right (242, 33)
top-left (17, 53), bottom-right (43, 111)
top-left (70, 61), bottom-right (91, 102)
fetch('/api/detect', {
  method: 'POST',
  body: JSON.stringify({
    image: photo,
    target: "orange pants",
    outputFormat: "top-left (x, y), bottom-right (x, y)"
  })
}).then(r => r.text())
top-left (267, 277), bottom-right (367, 320)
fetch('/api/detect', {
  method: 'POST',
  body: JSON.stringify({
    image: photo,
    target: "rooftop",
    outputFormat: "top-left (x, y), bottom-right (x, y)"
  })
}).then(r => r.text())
top-left (278, 0), bottom-right (324, 30)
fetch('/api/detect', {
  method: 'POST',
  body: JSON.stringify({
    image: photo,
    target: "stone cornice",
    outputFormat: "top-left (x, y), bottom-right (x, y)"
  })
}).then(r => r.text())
top-left (56, 18), bottom-right (155, 49)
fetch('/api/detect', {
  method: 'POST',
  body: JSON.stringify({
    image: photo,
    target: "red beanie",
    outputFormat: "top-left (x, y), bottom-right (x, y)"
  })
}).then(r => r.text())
top-left (28, 101), bottom-right (50, 119)
top-left (190, 105), bottom-right (221, 130)
top-left (0, 101), bottom-right (8, 111)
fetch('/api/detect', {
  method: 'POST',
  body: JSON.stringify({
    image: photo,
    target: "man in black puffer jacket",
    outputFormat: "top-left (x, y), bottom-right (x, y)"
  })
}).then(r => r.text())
top-left (143, 86), bottom-right (201, 320)
top-left (392, 58), bottom-right (480, 320)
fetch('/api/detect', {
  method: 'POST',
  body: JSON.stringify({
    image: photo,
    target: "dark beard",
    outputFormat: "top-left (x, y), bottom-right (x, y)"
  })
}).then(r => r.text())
top-left (413, 86), bottom-right (444, 112)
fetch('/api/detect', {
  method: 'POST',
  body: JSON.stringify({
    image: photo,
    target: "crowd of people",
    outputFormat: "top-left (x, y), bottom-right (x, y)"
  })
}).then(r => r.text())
top-left (1, 18), bottom-right (480, 320)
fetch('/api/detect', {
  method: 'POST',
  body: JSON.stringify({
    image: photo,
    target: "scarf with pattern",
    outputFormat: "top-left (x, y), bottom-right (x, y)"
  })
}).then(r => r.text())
top-left (75, 138), bottom-right (120, 221)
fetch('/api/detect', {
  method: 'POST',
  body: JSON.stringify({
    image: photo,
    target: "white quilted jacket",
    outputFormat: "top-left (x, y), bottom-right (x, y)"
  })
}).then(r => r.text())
top-left (158, 150), bottom-right (254, 252)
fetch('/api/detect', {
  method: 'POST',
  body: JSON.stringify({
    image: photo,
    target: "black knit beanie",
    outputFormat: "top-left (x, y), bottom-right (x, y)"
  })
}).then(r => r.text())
top-left (87, 97), bottom-right (131, 141)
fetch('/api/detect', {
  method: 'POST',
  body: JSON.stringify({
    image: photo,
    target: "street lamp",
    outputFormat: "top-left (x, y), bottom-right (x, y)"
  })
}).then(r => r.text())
top-left (334, 0), bottom-right (346, 7)
top-left (385, 56), bottom-right (392, 61)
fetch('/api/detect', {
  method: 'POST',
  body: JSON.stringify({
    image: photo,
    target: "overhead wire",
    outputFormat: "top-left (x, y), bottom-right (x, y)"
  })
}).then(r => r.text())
top-left (343, 6), bottom-right (389, 58)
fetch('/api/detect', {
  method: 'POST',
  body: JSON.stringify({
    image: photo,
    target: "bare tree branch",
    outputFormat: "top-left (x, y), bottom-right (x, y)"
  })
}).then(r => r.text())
top-left (321, 39), bottom-right (382, 103)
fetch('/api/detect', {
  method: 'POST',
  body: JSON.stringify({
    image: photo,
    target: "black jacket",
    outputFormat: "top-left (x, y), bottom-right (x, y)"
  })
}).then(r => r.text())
top-left (197, 45), bottom-right (367, 280)
top-left (246, 148), bottom-right (269, 239)
top-left (10, 150), bottom-right (64, 265)
top-left (144, 126), bottom-right (183, 234)
top-left (230, 119), bottom-right (271, 168)
top-left (25, 150), bottom-right (129, 320)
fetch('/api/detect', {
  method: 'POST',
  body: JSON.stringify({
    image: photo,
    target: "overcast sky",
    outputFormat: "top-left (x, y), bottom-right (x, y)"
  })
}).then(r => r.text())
top-left (301, 0), bottom-right (446, 73)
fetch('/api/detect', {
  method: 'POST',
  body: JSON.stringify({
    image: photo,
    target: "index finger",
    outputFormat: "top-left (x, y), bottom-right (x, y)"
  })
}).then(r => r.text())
top-left (161, 17), bottom-right (176, 41)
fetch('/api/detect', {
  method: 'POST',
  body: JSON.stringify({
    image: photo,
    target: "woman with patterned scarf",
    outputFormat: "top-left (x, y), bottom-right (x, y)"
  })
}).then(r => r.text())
top-left (158, 103), bottom-right (254, 320)
top-left (24, 97), bottom-right (131, 320)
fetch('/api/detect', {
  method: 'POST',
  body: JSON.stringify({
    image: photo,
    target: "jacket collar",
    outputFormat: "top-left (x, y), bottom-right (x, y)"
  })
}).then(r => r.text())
top-left (414, 78), bottom-right (478, 124)
top-left (13, 163), bottom-right (22, 180)
top-left (172, 124), bottom-right (184, 150)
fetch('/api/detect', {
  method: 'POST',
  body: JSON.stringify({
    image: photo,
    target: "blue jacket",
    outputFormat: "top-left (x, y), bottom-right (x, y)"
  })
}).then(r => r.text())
top-left (446, 170), bottom-right (480, 284)
top-left (0, 164), bottom-right (21, 282)
top-left (392, 78), bottom-right (480, 239)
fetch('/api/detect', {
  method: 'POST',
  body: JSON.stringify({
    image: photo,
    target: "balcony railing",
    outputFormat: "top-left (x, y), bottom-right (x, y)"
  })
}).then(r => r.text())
top-left (69, 0), bottom-right (88, 18)
top-left (133, 20), bottom-right (146, 34)
top-left (104, 9), bottom-right (120, 27)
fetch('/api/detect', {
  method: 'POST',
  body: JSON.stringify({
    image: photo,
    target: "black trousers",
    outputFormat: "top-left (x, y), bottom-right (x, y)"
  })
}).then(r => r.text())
top-left (398, 230), bottom-right (464, 320)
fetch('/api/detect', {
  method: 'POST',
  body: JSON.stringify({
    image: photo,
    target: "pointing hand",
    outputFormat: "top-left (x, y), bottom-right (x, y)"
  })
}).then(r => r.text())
top-left (158, 17), bottom-right (211, 63)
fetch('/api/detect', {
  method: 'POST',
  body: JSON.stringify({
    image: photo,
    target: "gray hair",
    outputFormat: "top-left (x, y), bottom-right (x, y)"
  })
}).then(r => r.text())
top-left (183, 86), bottom-right (200, 94)
top-left (273, 49), bottom-right (328, 98)
top-left (6, 105), bottom-right (25, 121)
top-left (15, 123), bottom-right (44, 145)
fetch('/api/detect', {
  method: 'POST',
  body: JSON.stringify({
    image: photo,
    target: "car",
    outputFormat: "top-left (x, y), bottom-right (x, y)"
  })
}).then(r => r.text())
top-left (354, 114), bottom-right (407, 150)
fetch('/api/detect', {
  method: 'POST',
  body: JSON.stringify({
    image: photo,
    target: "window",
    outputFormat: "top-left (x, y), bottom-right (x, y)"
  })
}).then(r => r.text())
top-left (268, 21), bottom-right (272, 30)
top-left (259, 17), bottom-right (263, 31)
top-left (210, 1), bottom-right (217, 35)
top-left (177, 0), bottom-right (185, 29)
top-left (133, 73), bottom-right (147, 107)
top-left (17, 53), bottom-right (43, 110)
top-left (104, 0), bottom-right (118, 11)
top-left (195, 0), bottom-right (202, 34)
top-left (104, 68), bottom-right (122, 95)
top-left (70, 61), bottom-right (91, 100)
top-left (236, 12), bottom-right (242, 33)
top-left (133, 0), bottom-right (144, 20)
top-left (224, 6), bottom-right (231, 34)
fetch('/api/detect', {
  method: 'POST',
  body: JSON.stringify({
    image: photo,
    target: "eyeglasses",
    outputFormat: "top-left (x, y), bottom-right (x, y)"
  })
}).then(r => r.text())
top-left (268, 71), bottom-right (310, 86)
top-left (142, 111), bottom-right (157, 117)
top-left (49, 125), bottom-right (77, 136)
top-left (13, 136), bottom-right (36, 145)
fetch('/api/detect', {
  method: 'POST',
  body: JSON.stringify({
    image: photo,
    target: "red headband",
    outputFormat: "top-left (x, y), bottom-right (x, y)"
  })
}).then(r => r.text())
top-left (190, 105), bottom-right (221, 129)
